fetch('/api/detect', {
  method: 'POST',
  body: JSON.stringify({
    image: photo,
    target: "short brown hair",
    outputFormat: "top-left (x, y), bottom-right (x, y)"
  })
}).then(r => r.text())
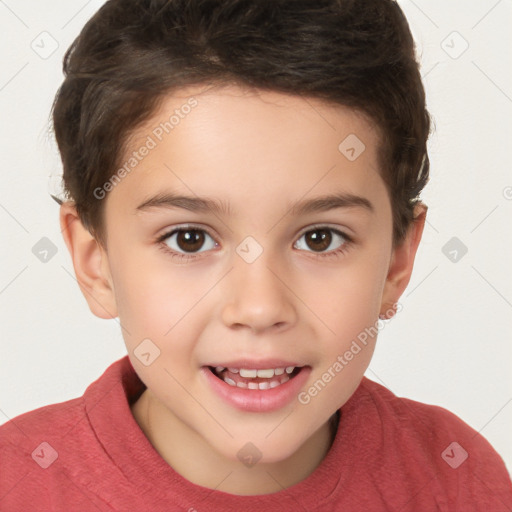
top-left (51, 0), bottom-right (431, 248)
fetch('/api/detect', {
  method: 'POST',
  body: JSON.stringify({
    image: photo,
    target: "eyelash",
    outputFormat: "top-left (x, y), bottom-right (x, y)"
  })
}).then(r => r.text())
top-left (156, 224), bottom-right (354, 262)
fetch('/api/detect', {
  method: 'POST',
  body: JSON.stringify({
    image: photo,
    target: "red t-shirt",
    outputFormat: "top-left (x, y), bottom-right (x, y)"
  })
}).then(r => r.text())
top-left (1, 356), bottom-right (511, 511)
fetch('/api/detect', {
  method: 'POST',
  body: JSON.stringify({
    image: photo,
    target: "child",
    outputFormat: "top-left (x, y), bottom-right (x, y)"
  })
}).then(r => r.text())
top-left (1, 0), bottom-right (511, 510)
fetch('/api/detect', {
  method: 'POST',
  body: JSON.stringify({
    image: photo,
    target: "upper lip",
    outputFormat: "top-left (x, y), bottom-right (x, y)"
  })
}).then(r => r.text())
top-left (206, 359), bottom-right (305, 369)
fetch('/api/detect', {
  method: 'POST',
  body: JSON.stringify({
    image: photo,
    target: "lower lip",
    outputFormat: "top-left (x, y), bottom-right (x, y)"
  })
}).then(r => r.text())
top-left (201, 366), bottom-right (312, 413)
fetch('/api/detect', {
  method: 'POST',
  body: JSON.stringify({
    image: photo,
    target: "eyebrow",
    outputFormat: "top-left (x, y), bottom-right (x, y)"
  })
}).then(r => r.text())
top-left (135, 192), bottom-right (374, 216)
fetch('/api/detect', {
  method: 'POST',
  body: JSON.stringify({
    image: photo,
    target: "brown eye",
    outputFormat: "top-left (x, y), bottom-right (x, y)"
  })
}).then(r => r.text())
top-left (294, 227), bottom-right (349, 254)
top-left (304, 228), bottom-right (332, 252)
top-left (176, 230), bottom-right (204, 252)
top-left (163, 228), bottom-right (216, 254)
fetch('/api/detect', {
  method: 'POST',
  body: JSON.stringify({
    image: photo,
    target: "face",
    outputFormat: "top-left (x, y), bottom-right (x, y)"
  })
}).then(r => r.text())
top-left (68, 84), bottom-right (419, 471)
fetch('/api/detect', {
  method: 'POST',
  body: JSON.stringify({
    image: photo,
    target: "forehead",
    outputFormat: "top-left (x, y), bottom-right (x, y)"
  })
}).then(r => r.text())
top-left (166, 83), bottom-right (374, 139)
top-left (125, 82), bottom-right (381, 161)
top-left (105, 84), bottom-right (386, 219)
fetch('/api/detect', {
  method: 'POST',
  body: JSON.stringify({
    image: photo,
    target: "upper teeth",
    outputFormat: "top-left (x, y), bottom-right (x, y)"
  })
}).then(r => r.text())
top-left (215, 366), bottom-right (296, 378)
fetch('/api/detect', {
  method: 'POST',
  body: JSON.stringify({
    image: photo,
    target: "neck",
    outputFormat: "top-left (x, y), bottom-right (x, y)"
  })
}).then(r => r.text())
top-left (130, 389), bottom-right (339, 495)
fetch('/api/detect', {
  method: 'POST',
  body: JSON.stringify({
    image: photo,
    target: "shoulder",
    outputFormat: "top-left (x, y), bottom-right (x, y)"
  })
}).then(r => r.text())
top-left (358, 376), bottom-right (494, 446)
top-left (0, 396), bottom-right (86, 510)
top-left (358, 376), bottom-right (475, 432)
top-left (0, 391), bottom-right (89, 450)
top-left (0, 357), bottom-right (134, 511)
top-left (354, 377), bottom-right (512, 507)
top-left (357, 376), bottom-right (504, 460)
top-left (0, 395), bottom-right (86, 445)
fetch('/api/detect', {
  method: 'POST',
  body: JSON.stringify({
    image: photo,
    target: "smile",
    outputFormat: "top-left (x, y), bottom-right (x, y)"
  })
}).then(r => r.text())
top-left (202, 364), bottom-right (311, 412)
top-left (210, 366), bottom-right (302, 390)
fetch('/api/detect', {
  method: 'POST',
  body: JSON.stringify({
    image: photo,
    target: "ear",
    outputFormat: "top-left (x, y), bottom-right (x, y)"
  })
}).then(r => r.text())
top-left (59, 202), bottom-right (118, 319)
top-left (380, 203), bottom-right (427, 319)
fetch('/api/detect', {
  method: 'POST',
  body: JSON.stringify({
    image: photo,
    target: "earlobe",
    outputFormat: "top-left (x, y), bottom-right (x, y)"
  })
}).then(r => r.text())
top-left (59, 202), bottom-right (118, 319)
top-left (379, 203), bottom-right (427, 319)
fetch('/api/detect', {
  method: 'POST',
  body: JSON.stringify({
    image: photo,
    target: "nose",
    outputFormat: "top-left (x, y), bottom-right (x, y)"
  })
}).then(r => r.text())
top-left (220, 250), bottom-right (297, 334)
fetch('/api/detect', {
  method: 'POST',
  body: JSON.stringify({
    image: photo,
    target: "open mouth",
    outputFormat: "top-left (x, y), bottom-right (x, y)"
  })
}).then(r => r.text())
top-left (208, 365), bottom-right (304, 390)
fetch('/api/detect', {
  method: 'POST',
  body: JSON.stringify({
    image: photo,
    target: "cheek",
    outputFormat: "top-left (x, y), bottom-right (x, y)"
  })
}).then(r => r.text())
top-left (106, 248), bottom-right (167, 339)
top-left (301, 267), bottom-right (384, 410)
top-left (110, 253), bottom-right (212, 349)
top-left (306, 252), bottom-right (388, 331)
top-left (298, 253), bottom-right (390, 393)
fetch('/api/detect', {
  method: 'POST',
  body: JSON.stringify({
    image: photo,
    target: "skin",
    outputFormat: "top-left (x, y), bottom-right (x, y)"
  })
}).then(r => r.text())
top-left (60, 84), bottom-right (426, 495)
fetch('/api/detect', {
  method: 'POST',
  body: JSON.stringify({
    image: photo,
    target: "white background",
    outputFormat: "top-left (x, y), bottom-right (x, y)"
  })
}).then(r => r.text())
top-left (1, 0), bottom-right (511, 476)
